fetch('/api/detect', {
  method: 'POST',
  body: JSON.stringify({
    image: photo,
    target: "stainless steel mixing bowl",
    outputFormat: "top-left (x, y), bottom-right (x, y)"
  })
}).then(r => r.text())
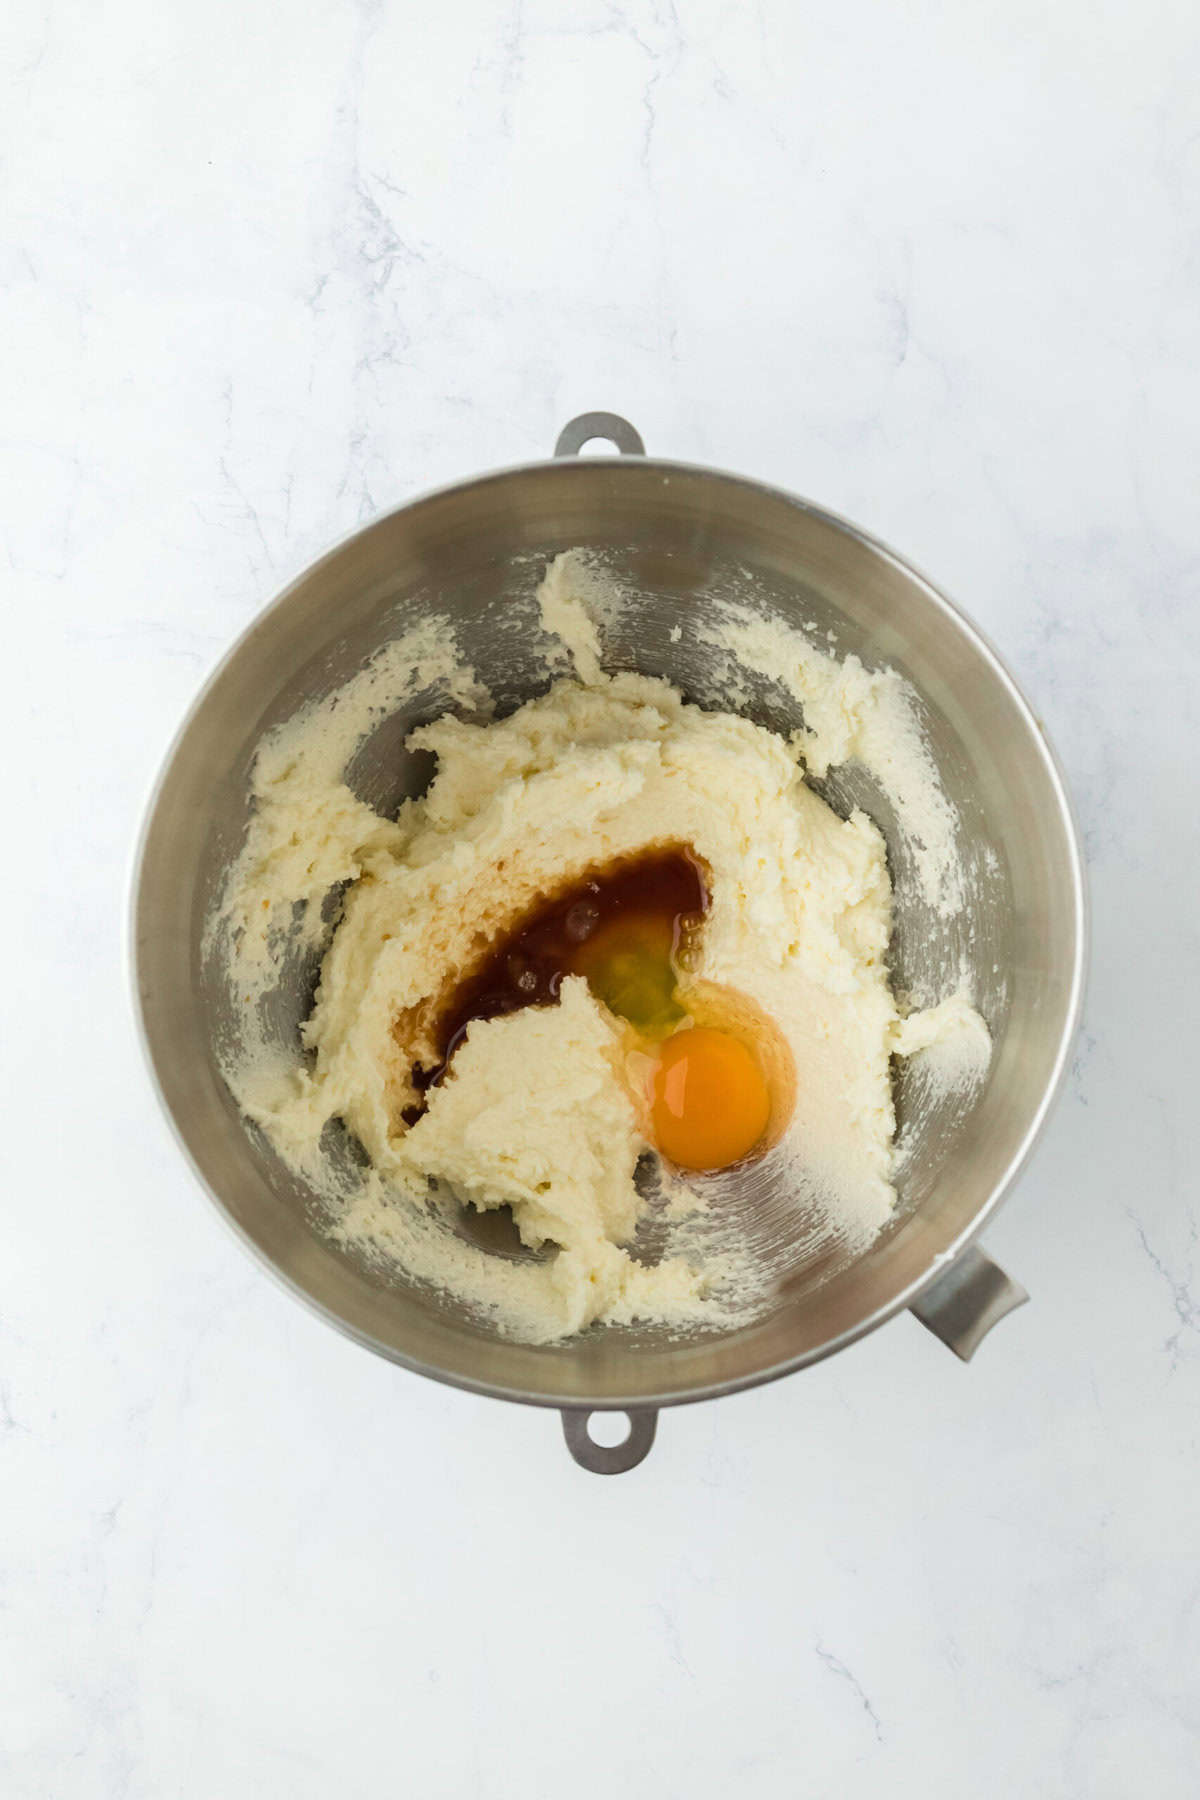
top-left (132, 412), bottom-right (1086, 1472)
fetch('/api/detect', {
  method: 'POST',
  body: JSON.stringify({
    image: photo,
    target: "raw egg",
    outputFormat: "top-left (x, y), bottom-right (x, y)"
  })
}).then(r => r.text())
top-left (570, 912), bottom-right (684, 1034)
top-left (409, 848), bottom-right (789, 1176)
top-left (649, 1025), bottom-right (772, 1171)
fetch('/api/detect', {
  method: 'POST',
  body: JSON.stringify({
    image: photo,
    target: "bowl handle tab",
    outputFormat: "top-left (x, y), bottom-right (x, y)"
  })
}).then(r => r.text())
top-left (909, 1244), bottom-right (1028, 1361)
top-left (554, 412), bottom-right (646, 458)
top-left (560, 1407), bottom-right (658, 1473)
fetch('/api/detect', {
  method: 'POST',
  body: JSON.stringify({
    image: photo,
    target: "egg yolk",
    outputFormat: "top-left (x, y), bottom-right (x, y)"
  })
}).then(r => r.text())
top-left (649, 1026), bottom-right (772, 1171)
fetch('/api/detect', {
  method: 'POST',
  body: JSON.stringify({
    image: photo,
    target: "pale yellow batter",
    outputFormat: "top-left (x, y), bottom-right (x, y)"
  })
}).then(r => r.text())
top-left (211, 553), bottom-right (989, 1342)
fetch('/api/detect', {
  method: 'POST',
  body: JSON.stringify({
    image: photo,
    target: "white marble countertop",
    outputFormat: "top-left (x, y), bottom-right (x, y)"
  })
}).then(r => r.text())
top-left (4, 1), bottom-right (1198, 1793)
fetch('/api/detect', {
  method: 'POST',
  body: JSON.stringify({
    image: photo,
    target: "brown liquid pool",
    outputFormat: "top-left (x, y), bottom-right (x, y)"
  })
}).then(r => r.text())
top-left (407, 848), bottom-right (709, 1112)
